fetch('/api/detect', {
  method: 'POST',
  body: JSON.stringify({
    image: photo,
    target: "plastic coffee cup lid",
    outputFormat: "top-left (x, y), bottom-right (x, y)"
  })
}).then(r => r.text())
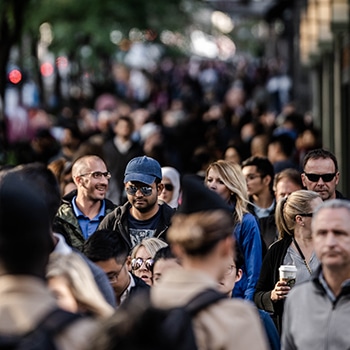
top-left (279, 265), bottom-right (297, 272)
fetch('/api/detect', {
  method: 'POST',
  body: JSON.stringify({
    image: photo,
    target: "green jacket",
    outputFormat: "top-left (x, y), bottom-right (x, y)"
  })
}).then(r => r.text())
top-left (53, 190), bottom-right (116, 251)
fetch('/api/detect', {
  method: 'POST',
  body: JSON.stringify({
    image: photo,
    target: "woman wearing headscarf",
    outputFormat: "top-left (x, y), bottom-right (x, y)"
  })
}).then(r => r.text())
top-left (158, 166), bottom-right (181, 209)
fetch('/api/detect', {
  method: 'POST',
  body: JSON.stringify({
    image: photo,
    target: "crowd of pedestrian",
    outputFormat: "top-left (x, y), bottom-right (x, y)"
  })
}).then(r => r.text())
top-left (0, 57), bottom-right (349, 350)
top-left (3, 57), bottom-right (320, 183)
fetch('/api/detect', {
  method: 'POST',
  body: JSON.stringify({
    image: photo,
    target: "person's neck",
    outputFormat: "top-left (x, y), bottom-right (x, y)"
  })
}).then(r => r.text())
top-left (252, 192), bottom-right (274, 209)
top-left (293, 229), bottom-right (314, 260)
top-left (272, 153), bottom-right (288, 162)
top-left (115, 135), bottom-right (130, 144)
top-left (116, 274), bottom-right (131, 305)
top-left (129, 204), bottom-right (159, 221)
top-left (323, 267), bottom-right (350, 297)
top-left (329, 191), bottom-right (337, 200)
top-left (181, 254), bottom-right (223, 282)
top-left (75, 195), bottom-right (102, 219)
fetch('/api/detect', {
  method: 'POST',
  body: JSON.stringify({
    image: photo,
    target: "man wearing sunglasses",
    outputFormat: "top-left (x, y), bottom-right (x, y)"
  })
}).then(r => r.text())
top-left (54, 155), bottom-right (116, 251)
top-left (98, 156), bottom-right (175, 248)
top-left (301, 149), bottom-right (346, 201)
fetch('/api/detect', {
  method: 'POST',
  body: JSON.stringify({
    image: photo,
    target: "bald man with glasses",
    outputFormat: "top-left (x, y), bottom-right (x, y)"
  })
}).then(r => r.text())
top-left (53, 155), bottom-right (116, 251)
top-left (301, 149), bottom-right (346, 201)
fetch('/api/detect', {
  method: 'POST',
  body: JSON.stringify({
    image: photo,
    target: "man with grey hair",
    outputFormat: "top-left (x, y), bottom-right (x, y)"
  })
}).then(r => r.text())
top-left (282, 199), bottom-right (350, 350)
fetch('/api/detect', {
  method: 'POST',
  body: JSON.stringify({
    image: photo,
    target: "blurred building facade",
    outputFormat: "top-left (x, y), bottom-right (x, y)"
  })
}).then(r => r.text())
top-left (207, 0), bottom-right (350, 198)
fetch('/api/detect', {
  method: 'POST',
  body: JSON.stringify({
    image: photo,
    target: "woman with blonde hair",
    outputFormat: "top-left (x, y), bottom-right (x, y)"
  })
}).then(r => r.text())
top-left (87, 177), bottom-right (268, 350)
top-left (254, 189), bottom-right (322, 333)
top-left (150, 176), bottom-right (268, 350)
top-left (205, 160), bottom-right (262, 301)
top-left (130, 237), bottom-right (168, 286)
top-left (47, 252), bottom-right (114, 319)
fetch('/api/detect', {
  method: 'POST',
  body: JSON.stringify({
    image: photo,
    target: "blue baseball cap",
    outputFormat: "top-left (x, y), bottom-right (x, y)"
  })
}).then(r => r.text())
top-left (124, 156), bottom-right (162, 185)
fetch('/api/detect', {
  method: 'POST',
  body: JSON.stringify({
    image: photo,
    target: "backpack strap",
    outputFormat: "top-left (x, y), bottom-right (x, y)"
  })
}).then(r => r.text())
top-left (0, 309), bottom-right (82, 350)
top-left (34, 308), bottom-right (82, 335)
top-left (185, 289), bottom-right (226, 316)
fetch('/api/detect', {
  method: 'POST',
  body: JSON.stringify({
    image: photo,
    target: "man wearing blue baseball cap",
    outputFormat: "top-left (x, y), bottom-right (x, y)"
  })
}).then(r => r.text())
top-left (98, 156), bottom-right (175, 248)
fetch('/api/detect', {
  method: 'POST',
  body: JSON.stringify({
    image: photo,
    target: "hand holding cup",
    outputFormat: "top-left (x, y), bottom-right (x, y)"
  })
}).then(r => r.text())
top-left (271, 265), bottom-right (297, 302)
top-left (271, 280), bottom-right (291, 301)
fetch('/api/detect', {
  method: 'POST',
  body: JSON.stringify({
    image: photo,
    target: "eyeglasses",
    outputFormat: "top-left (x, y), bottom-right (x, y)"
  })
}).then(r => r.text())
top-left (298, 213), bottom-right (313, 217)
top-left (225, 264), bottom-right (236, 275)
top-left (163, 183), bottom-right (174, 191)
top-left (79, 171), bottom-right (111, 180)
top-left (245, 174), bottom-right (262, 182)
top-left (106, 261), bottom-right (126, 284)
top-left (303, 173), bottom-right (336, 182)
top-left (126, 185), bottom-right (153, 196)
top-left (131, 258), bottom-right (154, 271)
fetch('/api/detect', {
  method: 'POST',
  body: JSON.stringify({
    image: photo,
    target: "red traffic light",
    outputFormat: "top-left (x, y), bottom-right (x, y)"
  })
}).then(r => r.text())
top-left (8, 69), bottom-right (22, 84)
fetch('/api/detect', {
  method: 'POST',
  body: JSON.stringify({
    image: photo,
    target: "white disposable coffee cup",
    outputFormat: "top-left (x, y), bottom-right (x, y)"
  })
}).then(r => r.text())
top-left (279, 265), bottom-right (297, 288)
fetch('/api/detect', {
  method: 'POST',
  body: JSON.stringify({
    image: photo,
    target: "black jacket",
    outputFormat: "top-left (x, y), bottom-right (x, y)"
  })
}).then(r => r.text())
top-left (254, 235), bottom-right (292, 333)
top-left (98, 201), bottom-right (175, 248)
top-left (336, 190), bottom-right (348, 200)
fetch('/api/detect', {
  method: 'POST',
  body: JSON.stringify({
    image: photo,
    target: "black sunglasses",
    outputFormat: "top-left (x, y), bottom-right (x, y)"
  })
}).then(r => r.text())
top-left (304, 173), bottom-right (336, 182)
top-left (131, 258), bottom-right (154, 271)
top-left (126, 185), bottom-right (153, 196)
top-left (163, 183), bottom-right (174, 191)
top-left (298, 213), bottom-right (313, 217)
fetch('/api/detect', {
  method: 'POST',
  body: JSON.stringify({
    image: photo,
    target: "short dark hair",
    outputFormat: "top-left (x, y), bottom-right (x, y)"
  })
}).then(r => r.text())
top-left (269, 133), bottom-right (296, 158)
top-left (151, 246), bottom-right (176, 273)
top-left (0, 174), bottom-right (53, 277)
top-left (273, 168), bottom-right (303, 192)
top-left (115, 116), bottom-right (134, 133)
top-left (241, 156), bottom-right (275, 191)
top-left (12, 163), bottom-right (61, 224)
top-left (303, 148), bottom-right (338, 172)
top-left (83, 229), bottom-right (130, 264)
top-left (234, 243), bottom-right (245, 274)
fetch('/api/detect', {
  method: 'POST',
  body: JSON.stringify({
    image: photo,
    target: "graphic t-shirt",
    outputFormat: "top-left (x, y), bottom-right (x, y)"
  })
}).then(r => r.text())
top-left (128, 210), bottom-right (161, 247)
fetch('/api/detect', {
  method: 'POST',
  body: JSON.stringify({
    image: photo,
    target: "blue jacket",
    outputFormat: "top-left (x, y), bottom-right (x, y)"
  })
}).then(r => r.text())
top-left (232, 212), bottom-right (262, 301)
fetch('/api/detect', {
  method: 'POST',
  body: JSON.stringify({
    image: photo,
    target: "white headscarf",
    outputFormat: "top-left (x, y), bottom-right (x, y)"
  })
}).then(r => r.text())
top-left (161, 167), bottom-right (181, 209)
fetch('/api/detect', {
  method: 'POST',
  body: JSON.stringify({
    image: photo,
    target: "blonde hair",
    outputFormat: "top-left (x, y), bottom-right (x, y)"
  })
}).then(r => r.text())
top-left (205, 160), bottom-right (250, 223)
top-left (131, 237), bottom-right (168, 259)
top-left (276, 190), bottom-right (321, 239)
top-left (167, 210), bottom-right (234, 256)
top-left (46, 252), bottom-right (114, 319)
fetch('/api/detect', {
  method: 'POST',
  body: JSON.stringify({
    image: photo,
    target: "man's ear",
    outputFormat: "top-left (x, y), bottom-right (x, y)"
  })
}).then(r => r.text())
top-left (235, 268), bottom-right (243, 283)
top-left (73, 175), bottom-right (82, 187)
top-left (126, 255), bottom-right (132, 272)
top-left (335, 172), bottom-right (340, 185)
top-left (301, 173), bottom-right (307, 187)
top-left (157, 183), bottom-right (164, 194)
top-left (263, 174), bottom-right (272, 187)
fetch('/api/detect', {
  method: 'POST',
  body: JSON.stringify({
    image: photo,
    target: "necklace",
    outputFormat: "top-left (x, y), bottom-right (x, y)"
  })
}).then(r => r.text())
top-left (292, 237), bottom-right (313, 275)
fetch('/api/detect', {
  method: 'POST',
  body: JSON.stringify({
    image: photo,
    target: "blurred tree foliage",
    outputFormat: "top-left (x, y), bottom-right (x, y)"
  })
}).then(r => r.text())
top-left (25, 0), bottom-right (197, 55)
top-left (0, 0), bottom-right (201, 111)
